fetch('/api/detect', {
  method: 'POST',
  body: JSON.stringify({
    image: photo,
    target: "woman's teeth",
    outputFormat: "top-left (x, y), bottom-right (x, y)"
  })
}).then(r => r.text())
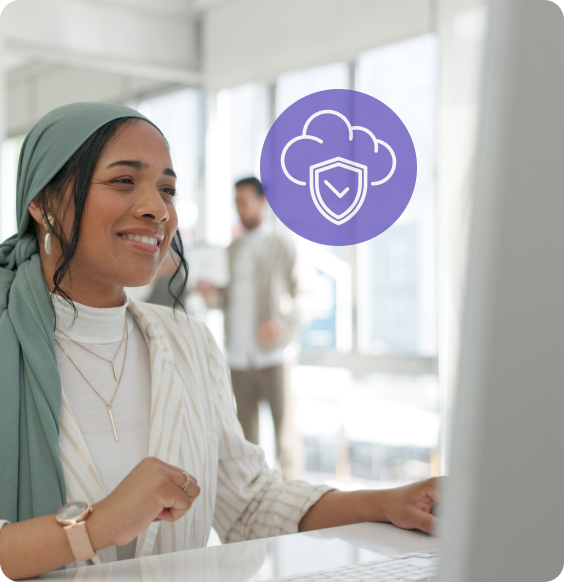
top-left (122, 234), bottom-right (158, 246)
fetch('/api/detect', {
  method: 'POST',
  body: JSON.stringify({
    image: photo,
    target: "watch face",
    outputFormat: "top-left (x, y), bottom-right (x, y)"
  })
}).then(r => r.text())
top-left (56, 501), bottom-right (89, 523)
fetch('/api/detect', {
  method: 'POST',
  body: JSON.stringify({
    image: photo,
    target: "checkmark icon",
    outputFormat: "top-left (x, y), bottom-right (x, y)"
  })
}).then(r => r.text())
top-left (324, 180), bottom-right (350, 198)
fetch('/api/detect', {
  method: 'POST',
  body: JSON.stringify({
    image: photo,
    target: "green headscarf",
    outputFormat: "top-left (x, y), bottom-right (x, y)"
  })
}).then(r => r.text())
top-left (0, 102), bottom-right (149, 522)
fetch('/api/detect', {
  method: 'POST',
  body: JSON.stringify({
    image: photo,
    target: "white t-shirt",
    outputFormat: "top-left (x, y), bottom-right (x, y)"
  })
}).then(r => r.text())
top-left (52, 294), bottom-right (151, 560)
top-left (0, 295), bottom-right (151, 560)
top-left (227, 222), bottom-right (286, 370)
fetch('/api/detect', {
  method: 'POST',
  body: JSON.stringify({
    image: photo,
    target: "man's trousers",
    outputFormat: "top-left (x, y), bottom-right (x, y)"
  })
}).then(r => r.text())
top-left (230, 363), bottom-right (304, 479)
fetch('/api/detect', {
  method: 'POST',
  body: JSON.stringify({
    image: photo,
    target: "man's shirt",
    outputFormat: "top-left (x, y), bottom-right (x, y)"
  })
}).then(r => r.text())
top-left (227, 222), bottom-right (287, 370)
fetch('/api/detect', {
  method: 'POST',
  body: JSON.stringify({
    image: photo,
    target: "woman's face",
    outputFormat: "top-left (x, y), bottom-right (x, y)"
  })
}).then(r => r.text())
top-left (79, 120), bottom-right (178, 290)
top-left (34, 119), bottom-right (179, 300)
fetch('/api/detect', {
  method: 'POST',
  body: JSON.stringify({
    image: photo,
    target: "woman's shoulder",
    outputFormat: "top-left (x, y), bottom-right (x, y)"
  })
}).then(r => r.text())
top-left (130, 300), bottom-right (227, 393)
top-left (128, 299), bottom-right (217, 353)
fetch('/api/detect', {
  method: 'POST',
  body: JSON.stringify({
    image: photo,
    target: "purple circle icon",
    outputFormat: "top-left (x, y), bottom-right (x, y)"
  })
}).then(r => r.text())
top-left (260, 89), bottom-right (417, 246)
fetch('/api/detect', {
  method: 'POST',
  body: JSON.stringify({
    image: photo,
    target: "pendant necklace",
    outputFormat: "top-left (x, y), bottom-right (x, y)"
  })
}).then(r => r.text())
top-left (56, 316), bottom-right (127, 381)
top-left (55, 317), bottom-right (129, 441)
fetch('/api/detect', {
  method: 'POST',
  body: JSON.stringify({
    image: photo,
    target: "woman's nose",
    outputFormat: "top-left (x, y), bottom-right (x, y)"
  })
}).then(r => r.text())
top-left (133, 189), bottom-right (170, 223)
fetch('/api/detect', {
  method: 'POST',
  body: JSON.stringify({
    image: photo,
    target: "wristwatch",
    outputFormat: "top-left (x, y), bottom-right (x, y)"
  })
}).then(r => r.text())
top-left (55, 501), bottom-right (96, 562)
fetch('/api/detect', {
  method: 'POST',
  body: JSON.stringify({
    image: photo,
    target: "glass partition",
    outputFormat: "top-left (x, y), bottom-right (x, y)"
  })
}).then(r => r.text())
top-left (356, 34), bottom-right (438, 356)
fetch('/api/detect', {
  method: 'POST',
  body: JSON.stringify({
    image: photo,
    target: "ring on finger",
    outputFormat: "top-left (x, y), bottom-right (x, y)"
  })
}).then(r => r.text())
top-left (181, 471), bottom-right (190, 492)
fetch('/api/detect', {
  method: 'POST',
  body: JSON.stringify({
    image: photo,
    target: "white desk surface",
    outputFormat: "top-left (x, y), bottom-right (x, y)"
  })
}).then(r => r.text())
top-left (37, 523), bottom-right (438, 582)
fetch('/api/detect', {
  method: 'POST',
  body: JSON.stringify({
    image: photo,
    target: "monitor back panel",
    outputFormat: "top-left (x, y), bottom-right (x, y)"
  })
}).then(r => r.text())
top-left (438, 1), bottom-right (564, 581)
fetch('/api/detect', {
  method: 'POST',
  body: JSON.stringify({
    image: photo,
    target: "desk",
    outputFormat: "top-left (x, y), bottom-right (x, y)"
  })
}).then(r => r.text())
top-left (38, 523), bottom-right (438, 582)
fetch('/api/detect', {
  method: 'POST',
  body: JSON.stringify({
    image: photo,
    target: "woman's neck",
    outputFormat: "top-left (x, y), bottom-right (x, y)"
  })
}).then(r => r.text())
top-left (42, 262), bottom-right (126, 308)
top-left (52, 293), bottom-right (131, 344)
top-left (51, 287), bottom-right (127, 308)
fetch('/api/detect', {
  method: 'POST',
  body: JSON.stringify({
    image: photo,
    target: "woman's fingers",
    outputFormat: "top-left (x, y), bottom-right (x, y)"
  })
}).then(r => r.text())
top-left (160, 468), bottom-right (201, 503)
top-left (143, 459), bottom-right (201, 523)
top-left (157, 466), bottom-right (201, 523)
top-left (98, 458), bottom-right (203, 545)
top-left (184, 477), bottom-right (201, 500)
top-left (147, 457), bottom-right (198, 484)
top-left (423, 476), bottom-right (440, 504)
top-left (384, 477), bottom-right (442, 535)
top-left (408, 507), bottom-right (437, 535)
top-left (161, 467), bottom-right (195, 490)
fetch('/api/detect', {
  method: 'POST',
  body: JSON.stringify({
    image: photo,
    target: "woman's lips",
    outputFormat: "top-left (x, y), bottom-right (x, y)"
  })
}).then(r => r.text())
top-left (119, 234), bottom-right (160, 254)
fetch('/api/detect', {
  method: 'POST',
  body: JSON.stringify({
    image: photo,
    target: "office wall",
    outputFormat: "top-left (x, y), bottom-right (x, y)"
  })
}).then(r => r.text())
top-left (0, 0), bottom-right (201, 134)
top-left (1, 0), bottom-right (199, 78)
top-left (5, 65), bottom-right (181, 136)
top-left (202, 0), bottom-right (432, 90)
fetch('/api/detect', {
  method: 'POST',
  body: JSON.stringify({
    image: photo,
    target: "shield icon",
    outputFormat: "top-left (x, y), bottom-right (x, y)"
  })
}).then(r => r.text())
top-left (309, 157), bottom-right (368, 225)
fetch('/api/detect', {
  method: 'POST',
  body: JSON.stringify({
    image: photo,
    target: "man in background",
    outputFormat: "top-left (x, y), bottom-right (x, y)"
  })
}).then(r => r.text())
top-left (197, 177), bottom-right (306, 479)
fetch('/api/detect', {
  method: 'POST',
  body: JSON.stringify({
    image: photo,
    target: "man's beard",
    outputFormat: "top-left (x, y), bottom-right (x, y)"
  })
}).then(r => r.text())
top-left (243, 217), bottom-right (260, 230)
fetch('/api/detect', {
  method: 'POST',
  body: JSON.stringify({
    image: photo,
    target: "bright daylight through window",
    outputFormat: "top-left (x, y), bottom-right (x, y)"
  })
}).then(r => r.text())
top-left (197, 35), bottom-right (440, 489)
top-left (0, 34), bottom-right (440, 492)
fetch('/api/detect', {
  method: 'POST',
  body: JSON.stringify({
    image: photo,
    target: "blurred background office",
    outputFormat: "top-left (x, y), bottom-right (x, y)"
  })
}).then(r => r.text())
top-left (0, 0), bottom-right (486, 495)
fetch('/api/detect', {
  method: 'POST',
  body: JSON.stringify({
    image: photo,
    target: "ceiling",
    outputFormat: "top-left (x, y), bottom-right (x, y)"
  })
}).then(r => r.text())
top-left (1, 0), bottom-right (205, 80)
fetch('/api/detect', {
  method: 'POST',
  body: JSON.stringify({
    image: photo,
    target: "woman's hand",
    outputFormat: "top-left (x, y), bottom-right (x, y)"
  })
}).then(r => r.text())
top-left (298, 477), bottom-right (441, 535)
top-left (380, 477), bottom-right (440, 535)
top-left (0, 457), bottom-right (200, 580)
top-left (87, 456), bottom-right (200, 550)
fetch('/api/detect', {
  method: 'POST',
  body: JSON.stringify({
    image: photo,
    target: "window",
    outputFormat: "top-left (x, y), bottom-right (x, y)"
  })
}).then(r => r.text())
top-left (272, 39), bottom-right (440, 487)
top-left (0, 135), bottom-right (24, 241)
top-left (200, 40), bottom-right (440, 487)
top-left (356, 34), bottom-right (438, 356)
top-left (137, 88), bottom-right (203, 244)
top-left (276, 63), bottom-right (353, 352)
top-left (276, 62), bottom-right (349, 114)
top-left (205, 82), bottom-right (270, 246)
top-left (293, 367), bottom-right (440, 487)
top-left (202, 82), bottom-right (270, 344)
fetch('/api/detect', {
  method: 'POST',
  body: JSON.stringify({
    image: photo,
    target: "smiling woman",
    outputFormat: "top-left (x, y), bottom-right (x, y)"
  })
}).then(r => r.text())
top-left (27, 117), bottom-right (187, 310)
top-left (0, 102), bottom-right (439, 581)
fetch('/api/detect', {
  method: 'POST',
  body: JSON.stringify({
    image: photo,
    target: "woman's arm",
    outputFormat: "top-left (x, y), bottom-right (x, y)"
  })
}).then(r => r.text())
top-left (0, 457), bottom-right (199, 580)
top-left (0, 505), bottom-right (112, 580)
top-left (298, 478), bottom-right (439, 535)
top-left (202, 321), bottom-right (440, 541)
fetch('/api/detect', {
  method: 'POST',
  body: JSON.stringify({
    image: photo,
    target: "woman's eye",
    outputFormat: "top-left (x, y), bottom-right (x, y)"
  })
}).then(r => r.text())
top-left (161, 187), bottom-right (176, 197)
top-left (112, 178), bottom-right (134, 185)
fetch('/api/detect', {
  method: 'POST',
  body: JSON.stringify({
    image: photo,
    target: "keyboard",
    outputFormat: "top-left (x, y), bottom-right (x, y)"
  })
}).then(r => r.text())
top-left (273, 550), bottom-right (438, 582)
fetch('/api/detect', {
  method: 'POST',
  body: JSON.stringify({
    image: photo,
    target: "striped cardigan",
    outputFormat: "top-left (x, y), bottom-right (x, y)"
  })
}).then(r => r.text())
top-left (0, 299), bottom-right (331, 568)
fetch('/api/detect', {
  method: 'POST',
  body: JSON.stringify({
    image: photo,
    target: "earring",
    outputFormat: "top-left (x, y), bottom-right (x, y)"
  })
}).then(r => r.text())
top-left (43, 214), bottom-right (54, 256)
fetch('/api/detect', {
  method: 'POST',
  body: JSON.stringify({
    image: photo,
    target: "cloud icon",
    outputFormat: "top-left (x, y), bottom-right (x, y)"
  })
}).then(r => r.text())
top-left (280, 109), bottom-right (397, 187)
top-left (260, 89), bottom-right (416, 241)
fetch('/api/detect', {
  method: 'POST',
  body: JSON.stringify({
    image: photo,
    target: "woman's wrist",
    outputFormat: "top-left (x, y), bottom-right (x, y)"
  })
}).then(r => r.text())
top-left (299, 489), bottom-right (391, 532)
top-left (366, 489), bottom-right (392, 523)
top-left (342, 489), bottom-right (390, 524)
top-left (85, 500), bottom-right (115, 552)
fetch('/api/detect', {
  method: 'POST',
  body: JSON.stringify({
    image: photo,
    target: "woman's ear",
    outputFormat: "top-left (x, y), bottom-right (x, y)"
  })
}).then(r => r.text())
top-left (28, 196), bottom-right (45, 229)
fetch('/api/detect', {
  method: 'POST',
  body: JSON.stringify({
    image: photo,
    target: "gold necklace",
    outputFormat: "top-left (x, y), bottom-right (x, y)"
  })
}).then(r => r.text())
top-left (55, 316), bottom-right (127, 381)
top-left (55, 322), bottom-right (129, 442)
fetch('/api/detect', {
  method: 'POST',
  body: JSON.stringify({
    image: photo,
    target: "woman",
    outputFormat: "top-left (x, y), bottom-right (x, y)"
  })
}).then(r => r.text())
top-left (0, 102), bottom-right (439, 580)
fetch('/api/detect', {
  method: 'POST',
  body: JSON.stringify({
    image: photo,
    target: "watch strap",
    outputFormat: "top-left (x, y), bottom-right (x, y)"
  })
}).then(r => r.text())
top-left (64, 520), bottom-right (96, 562)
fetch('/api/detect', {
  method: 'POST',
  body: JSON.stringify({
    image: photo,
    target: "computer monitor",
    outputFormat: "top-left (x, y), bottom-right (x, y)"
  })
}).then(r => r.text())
top-left (437, 1), bottom-right (564, 581)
